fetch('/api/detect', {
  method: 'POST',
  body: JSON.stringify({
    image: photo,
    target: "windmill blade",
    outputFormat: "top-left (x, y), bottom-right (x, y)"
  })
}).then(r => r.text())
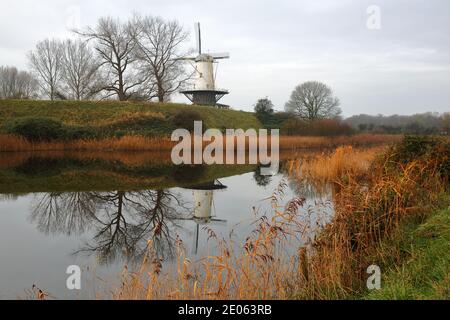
top-left (174, 56), bottom-right (197, 61)
top-left (210, 218), bottom-right (227, 226)
top-left (195, 22), bottom-right (202, 54)
top-left (210, 52), bottom-right (230, 59)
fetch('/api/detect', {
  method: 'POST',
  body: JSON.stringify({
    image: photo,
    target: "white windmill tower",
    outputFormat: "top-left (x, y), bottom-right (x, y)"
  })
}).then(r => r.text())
top-left (180, 23), bottom-right (230, 107)
top-left (177, 180), bottom-right (228, 254)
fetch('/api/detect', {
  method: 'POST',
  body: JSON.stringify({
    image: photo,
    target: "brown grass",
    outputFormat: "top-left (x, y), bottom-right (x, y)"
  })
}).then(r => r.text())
top-left (0, 134), bottom-right (401, 153)
top-left (292, 140), bottom-right (448, 299)
top-left (0, 135), bottom-right (175, 152)
top-left (286, 145), bottom-right (386, 183)
top-left (278, 134), bottom-right (402, 151)
top-left (112, 190), bottom-right (307, 300)
top-left (108, 139), bottom-right (448, 300)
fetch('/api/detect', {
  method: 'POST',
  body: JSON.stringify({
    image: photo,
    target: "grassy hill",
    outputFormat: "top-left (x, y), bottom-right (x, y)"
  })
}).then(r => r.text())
top-left (0, 99), bottom-right (261, 137)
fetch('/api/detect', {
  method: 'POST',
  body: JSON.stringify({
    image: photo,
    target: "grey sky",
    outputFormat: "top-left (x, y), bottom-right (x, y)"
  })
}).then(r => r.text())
top-left (0, 0), bottom-right (449, 116)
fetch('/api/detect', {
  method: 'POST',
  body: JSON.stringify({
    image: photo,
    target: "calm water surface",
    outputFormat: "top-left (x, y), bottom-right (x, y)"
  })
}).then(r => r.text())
top-left (0, 152), bottom-right (333, 299)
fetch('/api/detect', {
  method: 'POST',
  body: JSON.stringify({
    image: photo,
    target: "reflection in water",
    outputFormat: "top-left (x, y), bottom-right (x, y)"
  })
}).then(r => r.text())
top-left (30, 190), bottom-right (189, 264)
top-left (179, 180), bottom-right (228, 255)
top-left (0, 151), bottom-right (336, 298)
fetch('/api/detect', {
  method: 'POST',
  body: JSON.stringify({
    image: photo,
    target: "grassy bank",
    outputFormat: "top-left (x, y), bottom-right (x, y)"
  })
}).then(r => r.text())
top-left (0, 99), bottom-right (261, 137)
top-left (293, 136), bottom-right (449, 299)
top-left (365, 203), bottom-right (450, 300)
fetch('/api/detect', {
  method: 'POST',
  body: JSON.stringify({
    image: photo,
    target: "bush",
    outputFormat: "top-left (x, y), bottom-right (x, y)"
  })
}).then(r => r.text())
top-left (390, 136), bottom-right (449, 179)
top-left (171, 109), bottom-right (204, 132)
top-left (5, 117), bottom-right (65, 141)
top-left (65, 126), bottom-right (96, 140)
top-left (258, 112), bottom-right (290, 130)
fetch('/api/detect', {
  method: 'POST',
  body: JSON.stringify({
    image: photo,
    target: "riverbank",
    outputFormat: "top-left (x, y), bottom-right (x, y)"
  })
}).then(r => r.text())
top-left (0, 133), bottom-right (402, 152)
top-left (107, 136), bottom-right (449, 300)
top-left (364, 202), bottom-right (450, 299)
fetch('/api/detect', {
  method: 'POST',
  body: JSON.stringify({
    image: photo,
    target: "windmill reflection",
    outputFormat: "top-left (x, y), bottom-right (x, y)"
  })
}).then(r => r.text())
top-left (178, 180), bottom-right (227, 255)
top-left (30, 190), bottom-right (189, 264)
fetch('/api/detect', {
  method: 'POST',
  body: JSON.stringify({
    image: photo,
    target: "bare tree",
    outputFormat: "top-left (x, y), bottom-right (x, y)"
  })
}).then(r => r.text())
top-left (285, 81), bottom-right (342, 120)
top-left (0, 66), bottom-right (38, 99)
top-left (75, 17), bottom-right (146, 101)
top-left (134, 15), bottom-right (190, 102)
top-left (61, 39), bottom-right (101, 100)
top-left (28, 39), bottom-right (64, 100)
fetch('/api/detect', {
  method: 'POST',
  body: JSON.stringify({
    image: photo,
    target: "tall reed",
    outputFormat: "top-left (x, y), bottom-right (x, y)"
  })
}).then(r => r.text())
top-left (0, 133), bottom-right (401, 152)
top-left (110, 138), bottom-right (448, 300)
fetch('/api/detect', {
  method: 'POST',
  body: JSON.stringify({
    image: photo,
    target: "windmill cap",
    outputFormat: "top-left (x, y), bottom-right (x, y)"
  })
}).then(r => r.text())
top-left (195, 54), bottom-right (215, 62)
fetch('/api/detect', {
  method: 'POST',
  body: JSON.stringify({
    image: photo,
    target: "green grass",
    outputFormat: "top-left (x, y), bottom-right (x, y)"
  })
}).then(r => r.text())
top-left (365, 202), bottom-right (450, 300)
top-left (0, 99), bottom-right (262, 137)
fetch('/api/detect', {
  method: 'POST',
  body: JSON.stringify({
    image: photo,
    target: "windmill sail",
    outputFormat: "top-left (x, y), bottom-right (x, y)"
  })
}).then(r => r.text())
top-left (210, 52), bottom-right (230, 59)
top-left (195, 22), bottom-right (202, 54)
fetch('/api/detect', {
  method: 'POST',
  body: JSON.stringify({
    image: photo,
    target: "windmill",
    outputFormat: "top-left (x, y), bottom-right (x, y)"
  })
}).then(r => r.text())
top-left (179, 23), bottom-right (230, 107)
top-left (177, 180), bottom-right (228, 254)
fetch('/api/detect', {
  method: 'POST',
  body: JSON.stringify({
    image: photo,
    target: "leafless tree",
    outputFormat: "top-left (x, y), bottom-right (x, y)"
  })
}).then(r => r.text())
top-left (0, 66), bottom-right (38, 99)
top-left (285, 81), bottom-right (342, 120)
top-left (133, 15), bottom-right (191, 102)
top-left (61, 39), bottom-right (101, 100)
top-left (28, 39), bottom-right (64, 100)
top-left (75, 17), bottom-right (146, 101)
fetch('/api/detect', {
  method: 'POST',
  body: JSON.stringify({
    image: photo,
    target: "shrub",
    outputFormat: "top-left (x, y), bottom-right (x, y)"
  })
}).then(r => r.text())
top-left (258, 112), bottom-right (290, 129)
top-left (389, 135), bottom-right (449, 180)
top-left (65, 126), bottom-right (96, 140)
top-left (171, 109), bottom-right (204, 132)
top-left (5, 117), bottom-right (65, 141)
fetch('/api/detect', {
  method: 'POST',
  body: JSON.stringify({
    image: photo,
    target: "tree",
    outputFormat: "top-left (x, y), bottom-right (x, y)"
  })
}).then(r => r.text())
top-left (254, 97), bottom-right (274, 115)
top-left (75, 17), bottom-right (145, 101)
top-left (285, 81), bottom-right (342, 120)
top-left (28, 39), bottom-right (64, 100)
top-left (133, 15), bottom-right (190, 102)
top-left (0, 66), bottom-right (38, 99)
top-left (61, 39), bottom-right (101, 100)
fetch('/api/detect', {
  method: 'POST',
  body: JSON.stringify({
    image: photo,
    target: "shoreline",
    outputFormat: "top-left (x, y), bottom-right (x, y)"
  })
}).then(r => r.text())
top-left (0, 133), bottom-right (403, 153)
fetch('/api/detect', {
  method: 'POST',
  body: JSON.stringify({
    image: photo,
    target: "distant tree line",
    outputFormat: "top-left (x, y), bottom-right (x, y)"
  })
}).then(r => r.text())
top-left (0, 15), bottom-right (191, 102)
top-left (254, 81), bottom-right (449, 136)
top-left (345, 112), bottom-right (450, 135)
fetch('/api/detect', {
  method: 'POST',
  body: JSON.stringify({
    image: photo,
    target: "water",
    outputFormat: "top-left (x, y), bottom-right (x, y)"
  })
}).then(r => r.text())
top-left (0, 152), bottom-right (334, 299)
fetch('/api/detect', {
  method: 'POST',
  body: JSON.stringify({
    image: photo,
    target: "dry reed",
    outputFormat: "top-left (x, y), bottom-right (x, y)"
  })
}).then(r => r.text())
top-left (0, 134), bottom-right (401, 153)
top-left (109, 139), bottom-right (448, 300)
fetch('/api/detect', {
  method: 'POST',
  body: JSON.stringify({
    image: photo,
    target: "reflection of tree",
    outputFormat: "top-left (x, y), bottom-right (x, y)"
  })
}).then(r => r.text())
top-left (31, 192), bottom-right (99, 235)
top-left (30, 190), bottom-right (189, 264)
top-left (253, 170), bottom-right (272, 187)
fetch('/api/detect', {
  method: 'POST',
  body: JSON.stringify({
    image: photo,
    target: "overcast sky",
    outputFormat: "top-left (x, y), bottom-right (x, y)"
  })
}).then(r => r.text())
top-left (0, 0), bottom-right (449, 116)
